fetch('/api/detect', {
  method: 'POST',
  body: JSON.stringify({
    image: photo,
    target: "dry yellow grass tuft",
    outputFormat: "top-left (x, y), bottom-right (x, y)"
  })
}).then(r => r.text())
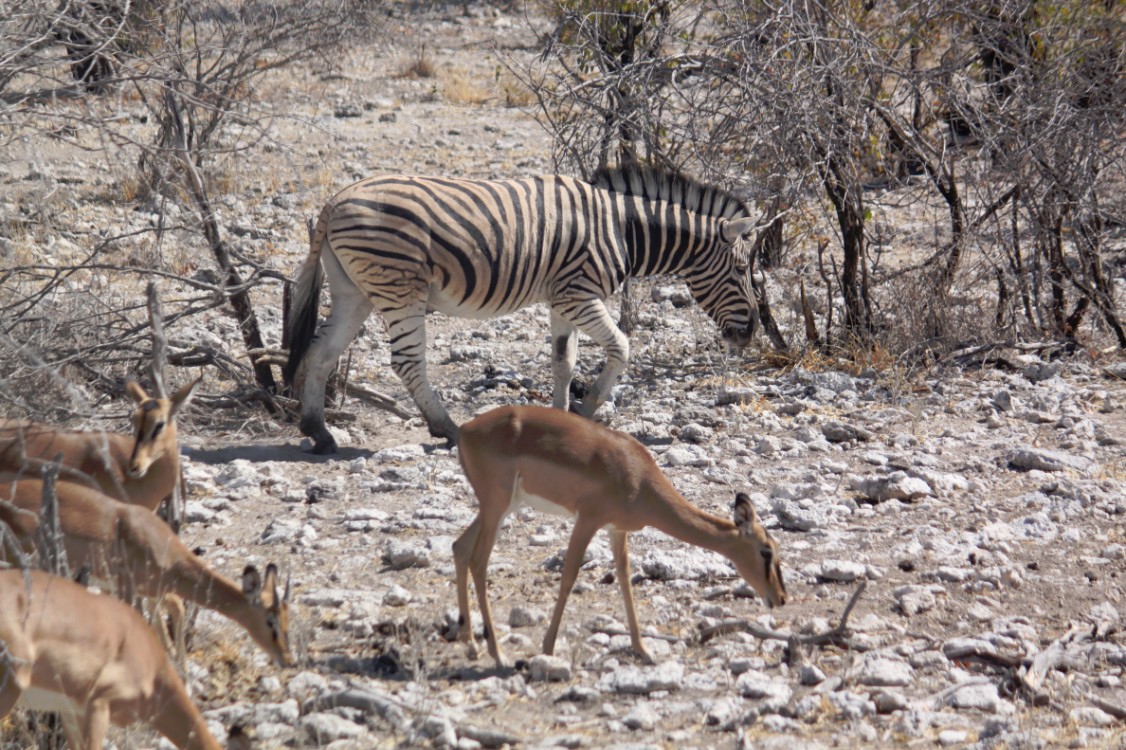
top-left (399, 46), bottom-right (437, 79)
top-left (439, 68), bottom-right (493, 106)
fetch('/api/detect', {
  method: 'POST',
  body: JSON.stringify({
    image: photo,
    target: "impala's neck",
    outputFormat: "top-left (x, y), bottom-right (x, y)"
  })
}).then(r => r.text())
top-left (640, 479), bottom-right (738, 555)
top-left (128, 426), bottom-right (181, 499)
top-left (166, 555), bottom-right (253, 629)
top-left (152, 672), bottom-right (223, 750)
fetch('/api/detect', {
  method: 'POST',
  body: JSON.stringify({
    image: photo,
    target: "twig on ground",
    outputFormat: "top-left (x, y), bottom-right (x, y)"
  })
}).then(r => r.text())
top-left (1015, 624), bottom-right (1088, 705)
top-left (699, 581), bottom-right (868, 649)
top-left (341, 382), bottom-right (414, 420)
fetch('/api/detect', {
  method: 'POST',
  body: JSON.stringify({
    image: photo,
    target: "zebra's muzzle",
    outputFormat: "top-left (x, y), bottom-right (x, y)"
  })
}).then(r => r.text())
top-left (722, 324), bottom-right (755, 348)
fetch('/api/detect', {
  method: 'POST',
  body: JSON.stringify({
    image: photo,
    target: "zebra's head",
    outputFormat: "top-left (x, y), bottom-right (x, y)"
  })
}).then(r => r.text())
top-left (686, 215), bottom-right (759, 348)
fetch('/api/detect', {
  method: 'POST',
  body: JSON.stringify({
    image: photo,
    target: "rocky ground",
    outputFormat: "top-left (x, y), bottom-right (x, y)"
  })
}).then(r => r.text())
top-left (2, 3), bottom-right (1126, 750)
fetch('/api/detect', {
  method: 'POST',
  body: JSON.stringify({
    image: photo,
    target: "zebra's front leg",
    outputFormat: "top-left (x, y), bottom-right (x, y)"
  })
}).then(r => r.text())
top-left (385, 306), bottom-right (460, 444)
top-left (562, 299), bottom-right (629, 419)
top-left (549, 310), bottom-right (578, 411)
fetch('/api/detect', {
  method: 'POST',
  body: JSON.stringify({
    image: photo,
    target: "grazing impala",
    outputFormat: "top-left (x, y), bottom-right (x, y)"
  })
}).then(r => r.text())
top-left (0, 569), bottom-right (222, 750)
top-left (0, 379), bottom-right (198, 520)
top-left (0, 478), bottom-right (294, 668)
top-left (453, 405), bottom-right (787, 667)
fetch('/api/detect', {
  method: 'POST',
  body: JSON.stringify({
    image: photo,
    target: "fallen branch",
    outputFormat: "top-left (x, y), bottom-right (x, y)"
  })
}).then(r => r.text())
top-left (924, 677), bottom-right (996, 708)
top-left (1089, 694), bottom-right (1126, 721)
top-left (699, 580), bottom-right (868, 650)
top-left (943, 642), bottom-right (1023, 670)
top-left (598, 629), bottom-right (682, 643)
top-left (341, 382), bottom-right (414, 420)
top-left (1016, 624), bottom-right (1088, 704)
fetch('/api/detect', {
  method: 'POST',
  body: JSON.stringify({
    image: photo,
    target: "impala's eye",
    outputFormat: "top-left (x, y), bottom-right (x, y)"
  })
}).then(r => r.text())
top-left (151, 423), bottom-right (164, 439)
top-left (760, 548), bottom-right (773, 562)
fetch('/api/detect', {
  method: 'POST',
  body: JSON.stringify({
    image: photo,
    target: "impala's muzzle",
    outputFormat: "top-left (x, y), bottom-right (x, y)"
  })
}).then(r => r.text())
top-left (127, 457), bottom-right (149, 479)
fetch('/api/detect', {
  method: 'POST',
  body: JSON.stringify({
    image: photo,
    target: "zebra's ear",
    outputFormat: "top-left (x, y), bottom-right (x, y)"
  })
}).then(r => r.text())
top-left (722, 216), bottom-right (758, 243)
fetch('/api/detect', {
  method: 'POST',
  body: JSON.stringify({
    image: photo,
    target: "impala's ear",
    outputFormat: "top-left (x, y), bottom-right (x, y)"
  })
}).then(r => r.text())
top-left (260, 563), bottom-right (282, 608)
top-left (169, 376), bottom-right (201, 417)
top-left (242, 565), bottom-right (263, 600)
top-left (721, 216), bottom-right (758, 243)
top-left (733, 491), bottom-right (759, 530)
top-left (125, 380), bottom-right (149, 404)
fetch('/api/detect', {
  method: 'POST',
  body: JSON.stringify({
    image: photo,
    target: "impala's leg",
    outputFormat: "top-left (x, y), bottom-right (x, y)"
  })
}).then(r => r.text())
top-left (558, 299), bottom-right (628, 418)
top-left (542, 515), bottom-right (602, 657)
top-left (549, 309), bottom-right (578, 411)
top-left (58, 710), bottom-right (87, 750)
top-left (464, 504), bottom-right (510, 667)
top-left (608, 529), bottom-right (654, 663)
top-left (300, 248), bottom-right (375, 454)
top-left (0, 654), bottom-right (29, 722)
top-left (452, 514), bottom-right (483, 656)
top-left (81, 700), bottom-right (110, 750)
top-left (382, 302), bottom-right (459, 443)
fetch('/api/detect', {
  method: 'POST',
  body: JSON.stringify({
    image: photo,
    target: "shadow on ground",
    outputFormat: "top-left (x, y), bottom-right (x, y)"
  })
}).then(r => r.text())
top-left (184, 443), bottom-right (375, 465)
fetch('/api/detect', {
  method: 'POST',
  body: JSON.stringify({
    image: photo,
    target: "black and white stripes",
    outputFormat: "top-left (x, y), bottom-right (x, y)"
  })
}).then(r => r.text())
top-left (284, 167), bottom-right (759, 452)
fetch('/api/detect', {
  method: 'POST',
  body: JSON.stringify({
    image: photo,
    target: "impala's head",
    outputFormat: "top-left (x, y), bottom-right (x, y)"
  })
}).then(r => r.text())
top-left (124, 378), bottom-right (198, 479)
top-left (731, 492), bottom-right (787, 608)
top-left (242, 563), bottom-right (295, 667)
top-left (686, 215), bottom-right (759, 348)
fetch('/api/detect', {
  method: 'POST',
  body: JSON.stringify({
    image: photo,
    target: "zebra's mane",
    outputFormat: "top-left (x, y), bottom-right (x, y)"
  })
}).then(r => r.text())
top-left (591, 165), bottom-right (748, 220)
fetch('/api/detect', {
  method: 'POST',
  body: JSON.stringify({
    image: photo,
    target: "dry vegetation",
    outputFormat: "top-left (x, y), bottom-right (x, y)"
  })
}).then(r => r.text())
top-left (1, 0), bottom-right (1125, 748)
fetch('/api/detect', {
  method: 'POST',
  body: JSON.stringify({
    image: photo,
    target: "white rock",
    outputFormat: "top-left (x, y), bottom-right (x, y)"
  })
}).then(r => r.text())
top-left (735, 672), bottom-right (792, 713)
top-left (509, 606), bottom-right (546, 628)
top-left (383, 540), bottom-right (430, 569)
top-left (663, 445), bottom-right (712, 467)
top-left (938, 729), bottom-right (969, 746)
top-left (622, 702), bottom-right (660, 730)
top-left (1007, 448), bottom-right (1093, 473)
top-left (214, 459), bottom-right (262, 489)
top-left (848, 472), bottom-right (932, 502)
top-left (819, 559), bottom-right (868, 582)
top-left (946, 682), bottom-right (1012, 713)
top-left (856, 656), bottom-right (915, 687)
top-left (598, 662), bottom-right (684, 694)
top-left (383, 584), bottom-right (412, 606)
top-left (529, 654), bottom-right (572, 682)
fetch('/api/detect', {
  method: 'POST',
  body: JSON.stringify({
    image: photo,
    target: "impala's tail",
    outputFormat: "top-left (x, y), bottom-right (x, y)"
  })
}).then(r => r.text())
top-left (283, 207), bottom-right (330, 388)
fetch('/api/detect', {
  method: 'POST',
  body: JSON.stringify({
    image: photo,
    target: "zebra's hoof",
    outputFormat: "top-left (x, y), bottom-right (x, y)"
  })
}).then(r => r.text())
top-left (310, 437), bottom-right (339, 455)
top-left (428, 421), bottom-right (460, 445)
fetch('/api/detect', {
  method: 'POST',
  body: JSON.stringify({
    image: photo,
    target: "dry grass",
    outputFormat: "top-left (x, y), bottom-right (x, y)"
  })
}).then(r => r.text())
top-left (439, 68), bottom-right (493, 106)
top-left (399, 45), bottom-right (437, 80)
top-left (497, 71), bottom-right (536, 108)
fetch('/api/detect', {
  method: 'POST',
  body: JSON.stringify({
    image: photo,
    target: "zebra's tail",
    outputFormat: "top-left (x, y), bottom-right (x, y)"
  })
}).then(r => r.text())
top-left (282, 209), bottom-right (329, 389)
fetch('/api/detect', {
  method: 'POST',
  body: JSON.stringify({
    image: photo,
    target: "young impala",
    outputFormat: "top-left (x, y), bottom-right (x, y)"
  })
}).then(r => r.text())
top-left (453, 405), bottom-right (787, 667)
top-left (0, 477), bottom-right (294, 668)
top-left (0, 569), bottom-right (222, 750)
top-left (0, 379), bottom-right (197, 523)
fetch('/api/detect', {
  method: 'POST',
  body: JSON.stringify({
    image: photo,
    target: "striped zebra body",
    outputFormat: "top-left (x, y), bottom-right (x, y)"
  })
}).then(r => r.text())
top-left (284, 168), bottom-right (759, 452)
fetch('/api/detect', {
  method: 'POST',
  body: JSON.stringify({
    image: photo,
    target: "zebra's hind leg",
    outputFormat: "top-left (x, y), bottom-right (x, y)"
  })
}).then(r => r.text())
top-left (561, 299), bottom-right (629, 419)
top-left (384, 304), bottom-right (460, 444)
top-left (549, 310), bottom-right (578, 411)
top-left (300, 249), bottom-right (374, 453)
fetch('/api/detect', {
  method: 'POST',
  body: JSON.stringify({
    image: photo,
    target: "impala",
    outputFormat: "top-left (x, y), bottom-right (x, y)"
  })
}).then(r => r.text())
top-left (0, 569), bottom-right (222, 750)
top-left (0, 379), bottom-right (198, 524)
top-left (0, 477), bottom-right (294, 668)
top-left (453, 405), bottom-right (787, 667)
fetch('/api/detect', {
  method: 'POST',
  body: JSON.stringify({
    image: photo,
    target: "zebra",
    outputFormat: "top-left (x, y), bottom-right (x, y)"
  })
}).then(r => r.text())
top-left (284, 166), bottom-right (760, 453)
